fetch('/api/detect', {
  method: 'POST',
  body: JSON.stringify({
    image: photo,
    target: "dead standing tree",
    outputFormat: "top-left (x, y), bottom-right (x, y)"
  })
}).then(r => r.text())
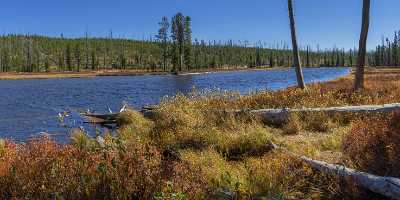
top-left (354, 0), bottom-right (371, 90)
top-left (288, 0), bottom-right (306, 89)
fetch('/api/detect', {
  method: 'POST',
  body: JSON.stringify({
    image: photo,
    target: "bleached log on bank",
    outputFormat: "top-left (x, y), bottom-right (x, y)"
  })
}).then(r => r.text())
top-left (301, 156), bottom-right (400, 200)
top-left (84, 103), bottom-right (400, 126)
top-left (81, 106), bottom-right (128, 126)
top-left (248, 103), bottom-right (400, 124)
top-left (269, 142), bottom-right (400, 199)
top-left (141, 103), bottom-right (400, 124)
top-left (84, 113), bottom-right (119, 120)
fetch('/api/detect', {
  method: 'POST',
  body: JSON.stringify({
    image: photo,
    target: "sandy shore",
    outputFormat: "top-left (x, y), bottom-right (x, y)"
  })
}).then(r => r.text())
top-left (0, 67), bottom-right (285, 80)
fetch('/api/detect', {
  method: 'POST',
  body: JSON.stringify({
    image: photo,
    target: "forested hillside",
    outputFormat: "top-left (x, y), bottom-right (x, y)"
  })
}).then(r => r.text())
top-left (0, 13), bottom-right (354, 73)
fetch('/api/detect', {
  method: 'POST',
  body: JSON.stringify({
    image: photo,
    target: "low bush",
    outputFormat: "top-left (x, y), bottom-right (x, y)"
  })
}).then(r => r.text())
top-left (342, 112), bottom-right (400, 177)
top-left (0, 134), bottom-right (209, 199)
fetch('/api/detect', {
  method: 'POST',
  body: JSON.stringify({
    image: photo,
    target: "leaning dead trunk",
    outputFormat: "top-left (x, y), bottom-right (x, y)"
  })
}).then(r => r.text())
top-left (288, 0), bottom-right (306, 89)
top-left (354, 0), bottom-right (371, 90)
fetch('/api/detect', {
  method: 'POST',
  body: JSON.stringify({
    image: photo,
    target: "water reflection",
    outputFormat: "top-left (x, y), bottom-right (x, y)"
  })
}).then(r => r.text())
top-left (171, 74), bottom-right (195, 94)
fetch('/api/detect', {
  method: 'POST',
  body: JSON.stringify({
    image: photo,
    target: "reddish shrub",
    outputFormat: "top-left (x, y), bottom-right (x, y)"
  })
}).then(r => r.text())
top-left (342, 112), bottom-right (400, 177)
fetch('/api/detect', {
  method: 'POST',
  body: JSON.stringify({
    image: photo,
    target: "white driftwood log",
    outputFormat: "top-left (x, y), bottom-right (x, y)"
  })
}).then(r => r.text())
top-left (270, 142), bottom-right (400, 199)
top-left (141, 103), bottom-right (400, 124)
top-left (301, 156), bottom-right (400, 200)
top-left (249, 103), bottom-right (400, 124)
top-left (90, 103), bottom-right (400, 126)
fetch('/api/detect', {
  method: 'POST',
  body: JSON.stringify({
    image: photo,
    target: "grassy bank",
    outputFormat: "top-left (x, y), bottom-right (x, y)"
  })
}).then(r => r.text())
top-left (0, 67), bottom-right (283, 80)
top-left (0, 70), bottom-right (167, 80)
top-left (0, 69), bottom-right (399, 199)
top-left (0, 66), bottom-right (331, 80)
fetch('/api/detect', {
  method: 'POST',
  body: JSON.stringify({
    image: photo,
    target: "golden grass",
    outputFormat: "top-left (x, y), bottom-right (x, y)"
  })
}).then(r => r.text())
top-left (1, 68), bottom-right (400, 199)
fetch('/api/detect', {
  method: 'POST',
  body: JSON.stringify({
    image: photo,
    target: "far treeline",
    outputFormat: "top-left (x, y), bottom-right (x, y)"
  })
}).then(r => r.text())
top-left (372, 30), bottom-right (400, 67)
top-left (0, 13), bottom-right (357, 73)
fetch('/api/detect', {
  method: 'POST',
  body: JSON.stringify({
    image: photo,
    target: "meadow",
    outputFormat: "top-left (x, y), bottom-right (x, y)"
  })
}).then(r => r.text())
top-left (0, 68), bottom-right (399, 199)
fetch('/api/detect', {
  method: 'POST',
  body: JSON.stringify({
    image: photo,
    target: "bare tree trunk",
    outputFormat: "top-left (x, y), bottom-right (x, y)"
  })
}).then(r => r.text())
top-left (288, 0), bottom-right (306, 89)
top-left (354, 0), bottom-right (370, 90)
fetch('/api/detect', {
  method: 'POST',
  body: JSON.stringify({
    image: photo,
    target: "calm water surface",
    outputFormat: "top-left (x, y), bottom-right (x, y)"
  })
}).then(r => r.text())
top-left (0, 67), bottom-right (350, 142)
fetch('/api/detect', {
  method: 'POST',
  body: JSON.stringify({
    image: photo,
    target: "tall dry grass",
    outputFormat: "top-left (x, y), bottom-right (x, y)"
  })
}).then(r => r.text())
top-left (1, 70), bottom-right (400, 199)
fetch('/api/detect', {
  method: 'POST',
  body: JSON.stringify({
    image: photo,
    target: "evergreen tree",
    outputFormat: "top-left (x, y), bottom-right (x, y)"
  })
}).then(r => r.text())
top-left (1, 48), bottom-right (9, 72)
top-left (58, 49), bottom-right (64, 71)
top-left (74, 43), bottom-right (81, 72)
top-left (387, 38), bottom-right (391, 66)
top-left (66, 44), bottom-right (72, 71)
top-left (184, 16), bottom-right (192, 70)
top-left (85, 31), bottom-right (89, 70)
top-left (255, 48), bottom-right (262, 67)
top-left (118, 45), bottom-right (126, 69)
top-left (25, 38), bottom-right (32, 72)
top-left (91, 49), bottom-right (97, 70)
top-left (393, 32), bottom-right (398, 66)
top-left (171, 12), bottom-right (185, 72)
top-left (269, 51), bottom-right (274, 67)
top-left (44, 56), bottom-right (50, 72)
top-left (306, 46), bottom-right (310, 66)
top-left (349, 49), bottom-right (353, 67)
top-left (156, 16), bottom-right (170, 71)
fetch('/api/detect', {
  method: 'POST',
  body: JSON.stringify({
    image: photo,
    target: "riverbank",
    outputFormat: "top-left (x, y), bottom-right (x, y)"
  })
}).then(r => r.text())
top-left (0, 66), bottom-right (332, 80)
top-left (0, 68), bottom-right (398, 199)
top-left (0, 70), bottom-right (167, 80)
top-left (0, 67), bottom-right (350, 141)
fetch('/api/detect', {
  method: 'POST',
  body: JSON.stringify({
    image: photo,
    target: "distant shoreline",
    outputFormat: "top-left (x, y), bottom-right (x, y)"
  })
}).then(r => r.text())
top-left (0, 66), bottom-right (346, 80)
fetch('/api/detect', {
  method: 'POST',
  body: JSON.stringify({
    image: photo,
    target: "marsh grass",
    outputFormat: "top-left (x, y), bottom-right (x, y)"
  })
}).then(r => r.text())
top-left (0, 70), bottom-right (399, 199)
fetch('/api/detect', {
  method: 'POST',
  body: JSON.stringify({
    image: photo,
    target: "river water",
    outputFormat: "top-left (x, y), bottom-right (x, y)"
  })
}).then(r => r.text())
top-left (0, 67), bottom-right (350, 142)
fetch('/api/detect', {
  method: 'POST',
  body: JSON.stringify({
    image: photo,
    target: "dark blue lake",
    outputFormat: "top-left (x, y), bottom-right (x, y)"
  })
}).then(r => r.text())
top-left (0, 67), bottom-right (350, 142)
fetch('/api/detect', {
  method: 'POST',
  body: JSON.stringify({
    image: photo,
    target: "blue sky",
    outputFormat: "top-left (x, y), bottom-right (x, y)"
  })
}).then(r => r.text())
top-left (1, 0), bottom-right (399, 49)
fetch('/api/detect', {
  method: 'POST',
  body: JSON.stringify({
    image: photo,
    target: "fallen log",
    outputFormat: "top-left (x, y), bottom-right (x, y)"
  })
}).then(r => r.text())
top-left (141, 103), bottom-right (400, 124)
top-left (241, 103), bottom-right (400, 124)
top-left (83, 118), bottom-right (117, 125)
top-left (82, 113), bottom-right (120, 128)
top-left (269, 142), bottom-right (400, 199)
top-left (301, 156), bottom-right (400, 200)
top-left (85, 103), bottom-right (400, 127)
top-left (84, 113), bottom-right (119, 120)
top-left (81, 106), bottom-right (128, 126)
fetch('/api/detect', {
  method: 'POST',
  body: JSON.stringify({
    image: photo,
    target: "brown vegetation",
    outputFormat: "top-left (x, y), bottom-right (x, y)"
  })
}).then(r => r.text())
top-left (0, 69), bottom-right (399, 199)
top-left (343, 112), bottom-right (400, 177)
